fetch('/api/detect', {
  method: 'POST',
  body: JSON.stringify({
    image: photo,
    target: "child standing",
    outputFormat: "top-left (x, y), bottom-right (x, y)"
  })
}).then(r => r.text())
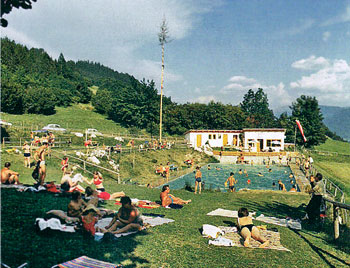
top-left (238, 207), bottom-right (269, 248)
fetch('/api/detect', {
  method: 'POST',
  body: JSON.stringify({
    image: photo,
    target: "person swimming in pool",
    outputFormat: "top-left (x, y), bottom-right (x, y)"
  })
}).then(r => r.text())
top-left (160, 185), bottom-right (191, 207)
top-left (258, 172), bottom-right (264, 177)
top-left (238, 169), bottom-right (243, 175)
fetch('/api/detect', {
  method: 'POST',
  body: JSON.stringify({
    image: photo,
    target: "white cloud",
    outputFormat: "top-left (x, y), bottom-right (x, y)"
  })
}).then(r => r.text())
top-left (322, 31), bottom-right (331, 42)
top-left (290, 59), bottom-right (350, 95)
top-left (321, 3), bottom-right (350, 26)
top-left (194, 87), bottom-right (201, 93)
top-left (221, 76), bottom-right (293, 109)
top-left (1, 0), bottom-right (220, 88)
top-left (193, 95), bottom-right (216, 104)
top-left (291, 55), bottom-right (330, 71)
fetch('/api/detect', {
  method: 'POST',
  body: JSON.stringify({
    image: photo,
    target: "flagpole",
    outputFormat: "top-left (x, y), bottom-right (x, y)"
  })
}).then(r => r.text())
top-left (294, 124), bottom-right (297, 152)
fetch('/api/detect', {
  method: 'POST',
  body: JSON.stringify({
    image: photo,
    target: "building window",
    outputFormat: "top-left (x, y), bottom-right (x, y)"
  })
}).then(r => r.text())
top-left (209, 134), bottom-right (212, 139)
top-left (218, 134), bottom-right (222, 139)
top-left (213, 134), bottom-right (216, 139)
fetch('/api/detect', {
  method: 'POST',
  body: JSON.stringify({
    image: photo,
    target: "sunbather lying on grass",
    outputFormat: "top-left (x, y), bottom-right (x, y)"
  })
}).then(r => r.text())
top-left (85, 186), bottom-right (125, 202)
top-left (101, 196), bottom-right (144, 234)
top-left (237, 207), bottom-right (269, 248)
top-left (160, 185), bottom-right (191, 207)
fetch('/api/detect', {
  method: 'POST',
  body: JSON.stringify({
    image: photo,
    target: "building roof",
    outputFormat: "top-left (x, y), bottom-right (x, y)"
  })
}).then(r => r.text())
top-left (243, 128), bottom-right (286, 132)
top-left (184, 130), bottom-right (242, 135)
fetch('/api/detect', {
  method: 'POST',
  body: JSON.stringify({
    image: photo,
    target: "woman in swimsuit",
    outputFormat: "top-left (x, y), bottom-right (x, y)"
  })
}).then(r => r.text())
top-left (238, 207), bottom-right (269, 248)
top-left (86, 171), bottom-right (105, 192)
top-left (102, 196), bottom-right (144, 234)
top-left (22, 142), bottom-right (31, 168)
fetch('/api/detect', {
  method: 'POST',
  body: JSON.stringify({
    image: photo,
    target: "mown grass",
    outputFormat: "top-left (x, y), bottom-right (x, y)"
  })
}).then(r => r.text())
top-left (314, 138), bottom-right (350, 155)
top-left (1, 186), bottom-right (350, 268)
top-left (1, 147), bottom-right (216, 187)
top-left (1, 104), bottom-right (130, 135)
top-left (312, 139), bottom-right (350, 198)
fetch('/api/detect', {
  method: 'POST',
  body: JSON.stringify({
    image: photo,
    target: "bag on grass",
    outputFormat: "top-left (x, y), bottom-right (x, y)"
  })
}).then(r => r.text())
top-left (32, 161), bottom-right (40, 182)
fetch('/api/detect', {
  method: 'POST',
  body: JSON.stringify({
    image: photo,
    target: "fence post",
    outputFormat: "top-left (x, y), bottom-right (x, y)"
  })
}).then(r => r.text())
top-left (83, 160), bottom-right (86, 171)
top-left (20, 137), bottom-right (22, 147)
top-left (118, 173), bottom-right (120, 184)
top-left (333, 205), bottom-right (339, 240)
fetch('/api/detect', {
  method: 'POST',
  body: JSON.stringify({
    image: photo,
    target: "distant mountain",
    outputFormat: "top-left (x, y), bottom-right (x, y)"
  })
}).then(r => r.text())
top-left (320, 105), bottom-right (350, 141)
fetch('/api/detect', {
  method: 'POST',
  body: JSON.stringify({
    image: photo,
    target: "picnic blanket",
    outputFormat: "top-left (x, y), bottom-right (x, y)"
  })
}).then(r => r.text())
top-left (95, 216), bottom-right (174, 239)
top-left (56, 255), bottom-right (122, 268)
top-left (114, 199), bottom-right (160, 209)
top-left (203, 225), bottom-right (290, 251)
top-left (207, 208), bottom-right (255, 218)
top-left (207, 208), bottom-right (301, 230)
top-left (220, 226), bottom-right (291, 251)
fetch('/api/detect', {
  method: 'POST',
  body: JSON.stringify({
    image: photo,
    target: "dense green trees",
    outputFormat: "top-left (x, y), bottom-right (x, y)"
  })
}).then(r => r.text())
top-left (240, 88), bottom-right (276, 127)
top-left (290, 95), bottom-right (327, 147)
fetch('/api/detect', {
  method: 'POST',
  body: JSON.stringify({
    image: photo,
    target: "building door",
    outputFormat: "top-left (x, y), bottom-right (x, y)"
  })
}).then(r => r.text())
top-left (196, 134), bottom-right (202, 147)
top-left (223, 134), bottom-right (228, 146)
top-left (258, 139), bottom-right (264, 151)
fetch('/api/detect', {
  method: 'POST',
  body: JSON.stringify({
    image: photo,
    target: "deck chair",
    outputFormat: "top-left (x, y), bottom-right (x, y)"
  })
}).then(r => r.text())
top-left (51, 256), bottom-right (122, 268)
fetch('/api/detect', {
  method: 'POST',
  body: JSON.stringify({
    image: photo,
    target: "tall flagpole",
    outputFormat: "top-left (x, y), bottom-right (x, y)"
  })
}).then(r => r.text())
top-left (159, 43), bottom-right (165, 143)
top-left (158, 18), bottom-right (170, 143)
top-left (294, 124), bottom-right (297, 152)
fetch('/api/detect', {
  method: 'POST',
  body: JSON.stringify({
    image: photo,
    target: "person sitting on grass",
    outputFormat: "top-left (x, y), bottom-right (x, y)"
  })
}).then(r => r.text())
top-left (84, 171), bottom-right (106, 192)
top-left (80, 204), bottom-right (102, 236)
top-left (160, 185), bottom-right (191, 207)
top-left (1, 162), bottom-right (21, 185)
top-left (67, 191), bottom-right (87, 218)
top-left (85, 186), bottom-right (125, 202)
top-left (237, 207), bottom-right (269, 248)
top-left (102, 196), bottom-right (144, 235)
top-left (60, 169), bottom-right (86, 193)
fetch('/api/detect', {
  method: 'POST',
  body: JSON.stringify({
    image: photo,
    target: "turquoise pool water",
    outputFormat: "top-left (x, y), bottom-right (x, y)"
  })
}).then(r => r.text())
top-left (166, 164), bottom-right (297, 192)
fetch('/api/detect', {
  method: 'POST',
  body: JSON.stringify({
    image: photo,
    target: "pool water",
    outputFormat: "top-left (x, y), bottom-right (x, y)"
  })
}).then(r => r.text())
top-left (166, 164), bottom-right (297, 192)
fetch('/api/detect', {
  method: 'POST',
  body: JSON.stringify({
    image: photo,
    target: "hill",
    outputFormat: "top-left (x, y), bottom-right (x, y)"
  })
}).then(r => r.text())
top-left (320, 105), bottom-right (350, 141)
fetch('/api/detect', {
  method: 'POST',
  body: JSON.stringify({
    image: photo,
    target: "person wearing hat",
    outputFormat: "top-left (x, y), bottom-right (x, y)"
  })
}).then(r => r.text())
top-left (102, 196), bottom-right (143, 235)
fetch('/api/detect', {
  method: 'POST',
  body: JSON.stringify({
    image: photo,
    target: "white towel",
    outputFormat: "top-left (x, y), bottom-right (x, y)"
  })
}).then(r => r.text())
top-left (207, 208), bottom-right (255, 218)
top-left (36, 218), bottom-right (75, 233)
top-left (202, 224), bottom-right (223, 239)
top-left (208, 236), bottom-right (234, 247)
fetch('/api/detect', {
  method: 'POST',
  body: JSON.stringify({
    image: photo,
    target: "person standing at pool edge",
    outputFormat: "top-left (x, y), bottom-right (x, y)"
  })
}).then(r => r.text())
top-left (195, 166), bottom-right (202, 194)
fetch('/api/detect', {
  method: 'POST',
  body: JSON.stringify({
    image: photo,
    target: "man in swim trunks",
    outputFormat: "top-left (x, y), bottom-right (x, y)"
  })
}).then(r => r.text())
top-left (225, 172), bottom-right (237, 192)
top-left (34, 142), bottom-right (49, 186)
top-left (67, 191), bottom-right (87, 218)
top-left (1, 162), bottom-right (21, 184)
top-left (160, 185), bottom-right (191, 207)
top-left (194, 166), bottom-right (202, 194)
top-left (22, 141), bottom-right (31, 168)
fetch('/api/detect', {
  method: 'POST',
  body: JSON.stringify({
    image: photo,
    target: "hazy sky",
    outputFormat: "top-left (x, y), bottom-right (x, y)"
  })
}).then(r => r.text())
top-left (2, 0), bottom-right (350, 111)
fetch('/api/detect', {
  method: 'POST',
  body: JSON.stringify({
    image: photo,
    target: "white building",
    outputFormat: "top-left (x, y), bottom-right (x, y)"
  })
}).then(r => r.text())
top-left (243, 128), bottom-right (286, 152)
top-left (185, 128), bottom-right (286, 152)
top-left (185, 130), bottom-right (241, 148)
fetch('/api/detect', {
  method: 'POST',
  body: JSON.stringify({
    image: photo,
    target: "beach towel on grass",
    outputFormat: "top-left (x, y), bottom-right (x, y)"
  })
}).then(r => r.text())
top-left (56, 255), bottom-right (122, 268)
top-left (114, 199), bottom-right (160, 209)
top-left (220, 226), bottom-right (291, 251)
top-left (207, 209), bottom-right (301, 230)
top-left (36, 218), bottom-right (75, 233)
top-left (94, 216), bottom-right (175, 238)
top-left (207, 208), bottom-right (255, 218)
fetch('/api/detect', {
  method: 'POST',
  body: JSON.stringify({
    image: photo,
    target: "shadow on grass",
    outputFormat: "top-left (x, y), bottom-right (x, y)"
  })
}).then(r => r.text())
top-left (291, 229), bottom-right (350, 268)
top-left (1, 189), bottom-right (149, 268)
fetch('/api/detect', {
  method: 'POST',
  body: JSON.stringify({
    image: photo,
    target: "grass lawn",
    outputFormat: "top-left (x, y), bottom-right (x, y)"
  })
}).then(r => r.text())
top-left (1, 186), bottom-right (350, 268)
top-left (1, 104), bottom-right (130, 135)
top-left (314, 138), bottom-right (350, 155)
top-left (312, 139), bottom-right (350, 198)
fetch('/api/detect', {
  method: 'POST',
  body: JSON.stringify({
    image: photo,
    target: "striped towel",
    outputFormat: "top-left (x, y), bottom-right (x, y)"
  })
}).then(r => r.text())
top-left (57, 256), bottom-right (122, 268)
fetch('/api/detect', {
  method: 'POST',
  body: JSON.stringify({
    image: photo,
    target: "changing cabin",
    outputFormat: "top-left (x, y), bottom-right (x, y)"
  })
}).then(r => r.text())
top-left (185, 130), bottom-right (241, 149)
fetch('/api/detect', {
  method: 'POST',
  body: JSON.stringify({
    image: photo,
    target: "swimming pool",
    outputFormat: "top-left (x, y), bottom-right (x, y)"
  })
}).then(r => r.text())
top-left (166, 164), bottom-right (297, 192)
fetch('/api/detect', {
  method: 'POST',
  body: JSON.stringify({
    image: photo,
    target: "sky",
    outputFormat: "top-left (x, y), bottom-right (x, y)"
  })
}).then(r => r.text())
top-left (2, 0), bottom-right (350, 112)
